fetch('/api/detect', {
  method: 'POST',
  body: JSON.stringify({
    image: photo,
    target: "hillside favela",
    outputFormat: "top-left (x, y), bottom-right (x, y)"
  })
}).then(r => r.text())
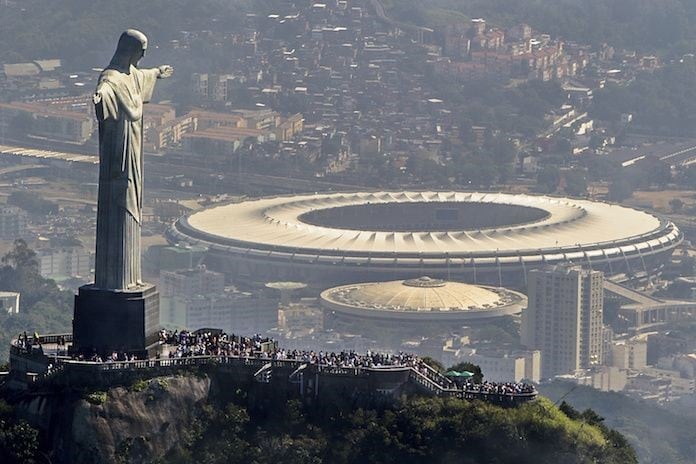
top-left (1, 1), bottom-right (696, 463)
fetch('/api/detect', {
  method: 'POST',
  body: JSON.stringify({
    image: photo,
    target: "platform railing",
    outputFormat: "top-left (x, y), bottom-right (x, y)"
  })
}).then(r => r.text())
top-left (10, 337), bottom-right (537, 403)
top-left (408, 368), bottom-right (446, 395)
top-left (10, 333), bottom-right (73, 355)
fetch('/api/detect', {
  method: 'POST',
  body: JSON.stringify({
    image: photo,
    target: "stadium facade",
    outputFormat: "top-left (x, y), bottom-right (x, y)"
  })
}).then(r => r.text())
top-left (167, 191), bottom-right (682, 287)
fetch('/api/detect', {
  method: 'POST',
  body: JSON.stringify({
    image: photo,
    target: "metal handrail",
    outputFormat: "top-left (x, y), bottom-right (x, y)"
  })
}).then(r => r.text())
top-left (13, 346), bottom-right (537, 402)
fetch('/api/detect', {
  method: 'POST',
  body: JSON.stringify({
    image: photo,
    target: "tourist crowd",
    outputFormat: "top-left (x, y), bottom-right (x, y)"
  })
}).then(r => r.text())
top-left (19, 328), bottom-right (535, 399)
top-left (79, 352), bottom-right (139, 363)
top-left (158, 329), bottom-right (426, 369)
top-left (158, 330), bottom-right (448, 376)
top-left (269, 349), bottom-right (421, 369)
top-left (462, 381), bottom-right (536, 396)
top-left (14, 332), bottom-right (37, 352)
top-left (159, 329), bottom-right (274, 358)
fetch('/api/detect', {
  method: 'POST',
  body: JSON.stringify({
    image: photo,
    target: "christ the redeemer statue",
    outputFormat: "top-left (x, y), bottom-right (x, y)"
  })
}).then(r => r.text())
top-left (93, 29), bottom-right (173, 290)
top-left (72, 29), bottom-right (169, 356)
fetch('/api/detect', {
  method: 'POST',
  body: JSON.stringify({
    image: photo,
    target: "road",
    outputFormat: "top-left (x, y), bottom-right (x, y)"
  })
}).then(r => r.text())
top-left (658, 145), bottom-right (696, 167)
top-left (603, 280), bottom-right (663, 305)
top-left (0, 164), bottom-right (45, 177)
top-left (0, 141), bottom-right (363, 194)
top-left (369, 0), bottom-right (434, 36)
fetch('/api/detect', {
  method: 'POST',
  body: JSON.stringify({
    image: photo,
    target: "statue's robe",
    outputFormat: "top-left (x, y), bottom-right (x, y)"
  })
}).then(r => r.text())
top-left (94, 65), bottom-right (158, 290)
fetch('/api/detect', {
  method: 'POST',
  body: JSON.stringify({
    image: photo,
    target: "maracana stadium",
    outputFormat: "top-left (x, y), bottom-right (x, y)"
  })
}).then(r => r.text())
top-left (167, 191), bottom-right (682, 287)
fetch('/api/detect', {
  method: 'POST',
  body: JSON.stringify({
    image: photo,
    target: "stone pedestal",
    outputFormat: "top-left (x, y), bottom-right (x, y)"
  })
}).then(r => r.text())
top-left (71, 284), bottom-right (160, 357)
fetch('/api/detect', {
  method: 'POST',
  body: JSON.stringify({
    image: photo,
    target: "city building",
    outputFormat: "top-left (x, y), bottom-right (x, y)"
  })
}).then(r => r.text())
top-left (160, 290), bottom-right (278, 334)
top-left (457, 349), bottom-right (541, 383)
top-left (142, 103), bottom-right (176, 150)
top-left (0, 291), bottom-right (20, 314)
top-left (437, 18), bottom-right (586, 82)
top-left (146, 108), bottom-right (303, 153)
top-left (0, 206), bottom-right (28, 240)
top-left (611, 339), bottom-right (648, 371)
top-left (0, 101), bottom-right (94, 143)
top-left (1, 59), bottom-right (67, 98)
top-left (147, 114), bottom-right (197, 151)
top-left (522, 265), bottom-right (604, 378)
top-left (278, 300), bottom-right (323, 334)
top-left (182, 127), bottom-right (268, 154)
top-left (151, 245), bottom-right (207, 271)
top-left (556, 366), bottom-right (627, 392)
top-left (159, 266), bottom-right (278, 334)
top-left (38, 246), bottom-right (91, 280)
top-left (625, 368), bottom-right (695, 403)
top-left (160, 266), bottom-right (225, 298)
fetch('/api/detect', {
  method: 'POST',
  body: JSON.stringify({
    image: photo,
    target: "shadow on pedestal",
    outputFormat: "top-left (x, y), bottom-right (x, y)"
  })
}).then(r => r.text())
top-left (71, 284), bottom-right (160, 357)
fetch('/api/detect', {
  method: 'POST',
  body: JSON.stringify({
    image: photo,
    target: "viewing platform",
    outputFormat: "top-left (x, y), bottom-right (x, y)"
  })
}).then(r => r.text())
top-left (7, 332), bottom-right (537, 407)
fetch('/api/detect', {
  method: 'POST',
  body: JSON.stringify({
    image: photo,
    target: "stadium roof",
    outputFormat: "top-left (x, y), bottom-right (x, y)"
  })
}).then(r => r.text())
top-left (178, 191), bottom-right (678, 257)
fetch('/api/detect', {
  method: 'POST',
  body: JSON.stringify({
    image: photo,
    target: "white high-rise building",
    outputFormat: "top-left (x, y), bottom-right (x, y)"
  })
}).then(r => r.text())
top-left (458, 349), bottom-right (541, 383)
top-left (38, 246), bottom-right (91, 280)
top-left (159, 266), bottom-right (278, 334)
top-left (521, 265), bottom-right (604, 378)
top-left (0, 206), bottom-right (28, 240)
top-left (0, 291), bottom-right (20, 314)
top-left (160, 265), bottom-right (225, 298)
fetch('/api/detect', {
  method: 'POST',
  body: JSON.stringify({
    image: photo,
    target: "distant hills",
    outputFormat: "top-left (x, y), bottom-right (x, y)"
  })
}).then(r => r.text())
top-left (387, 0), bottom-right (696, 54)
top-left (540, 381), bottom-right (696, 464)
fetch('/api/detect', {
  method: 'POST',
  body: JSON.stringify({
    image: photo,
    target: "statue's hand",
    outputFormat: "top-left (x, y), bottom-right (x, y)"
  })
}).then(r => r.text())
top-left (93, 92), bottom-right (102, 104)
top-left (158, 65), bottom-right (174, 79)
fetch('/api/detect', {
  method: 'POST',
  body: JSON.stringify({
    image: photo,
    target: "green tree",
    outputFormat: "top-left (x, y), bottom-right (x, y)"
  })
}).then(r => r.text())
top-left (448, 362), bottom-right (484, 383)
top-left (485, 134), bottom-right (518, 165)
top-left (555, 137), bottom-right (573, 157)
top-left (592, 62), bottom-right (696, 136)
top-left (582, 156), bottom-right (620, 182)
top-left (7, 191), bottom-right (58, 215)
top-left (420, 356), bottom-right (445, 373)
top-left (536, 166), bottom-right (561, 193)
top-left (0, 400), bottom-right (39, 464)
top-left (680, 256), bottom-right (695, 276)
top-left (559, 400), bottom-right (581, 420)
top-left (669, 198), bottom-right (684, 212)
top-left (608, 177), bottom-right (634, 201)
top-left (564, 170), bottom-right (588, 197)
top-left (0, 241), bottom-right (72, 362)
top-left (1, 239), bottom-right (37, 271)
top-left (8, 113), bottom-right (34, 137)
top-left (676, 165), bottom-right (696, 187)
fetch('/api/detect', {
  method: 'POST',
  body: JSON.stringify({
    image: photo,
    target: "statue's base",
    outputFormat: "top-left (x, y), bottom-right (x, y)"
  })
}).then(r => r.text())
top-left (71, 284), bottom-right (160, 358)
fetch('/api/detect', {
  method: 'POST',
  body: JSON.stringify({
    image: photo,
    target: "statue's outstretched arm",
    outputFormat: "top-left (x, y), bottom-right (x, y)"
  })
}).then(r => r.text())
top-left (138, 66), bottom-right (173, 104)
top-left (157, 65), bottom-right (174, 79)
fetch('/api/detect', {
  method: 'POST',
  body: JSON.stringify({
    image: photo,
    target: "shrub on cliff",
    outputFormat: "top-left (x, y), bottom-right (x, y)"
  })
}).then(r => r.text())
top-left (166, 395), bottom-right (636, 464)
top-left (0, 400), bottom-right (39, 464)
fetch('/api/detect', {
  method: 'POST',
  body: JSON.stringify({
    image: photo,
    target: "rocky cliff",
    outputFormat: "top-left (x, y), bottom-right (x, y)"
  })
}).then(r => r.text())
top-left (20, 375), bottom-right (210, 464)
top-left (7, 373), bottom-right (638, 464)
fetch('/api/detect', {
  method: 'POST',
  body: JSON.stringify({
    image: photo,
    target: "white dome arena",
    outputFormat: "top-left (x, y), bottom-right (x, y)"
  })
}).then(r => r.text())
top-left (167, 191), bottom-right (682, 286)
top-left (320, 277), bottom-right (526, 322)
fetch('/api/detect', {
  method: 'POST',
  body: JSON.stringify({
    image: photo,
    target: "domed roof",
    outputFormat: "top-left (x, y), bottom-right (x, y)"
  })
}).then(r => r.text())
top-left (322, 277), bottom-right (519, 313)
top-left (265, 281), bottom-right (307, 290)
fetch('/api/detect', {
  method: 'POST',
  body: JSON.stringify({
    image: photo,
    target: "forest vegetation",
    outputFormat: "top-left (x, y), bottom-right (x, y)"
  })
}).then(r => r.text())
top-left (0, 240), bottom-right (72, 363)
top-left (0, 386), bottom-right (637, 464)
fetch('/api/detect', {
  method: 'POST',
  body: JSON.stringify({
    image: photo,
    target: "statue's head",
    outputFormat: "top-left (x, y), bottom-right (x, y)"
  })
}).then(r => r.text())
top-left (109, 29), bottom-right (148, 70)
